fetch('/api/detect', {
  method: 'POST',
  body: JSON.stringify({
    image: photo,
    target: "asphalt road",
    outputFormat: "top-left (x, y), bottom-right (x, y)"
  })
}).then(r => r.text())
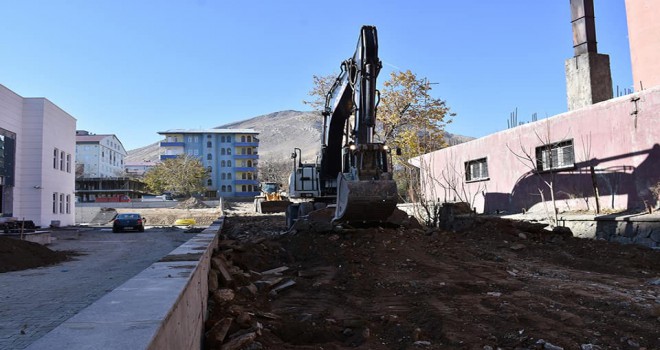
top-left (0, 226), bottom-right (192, 350)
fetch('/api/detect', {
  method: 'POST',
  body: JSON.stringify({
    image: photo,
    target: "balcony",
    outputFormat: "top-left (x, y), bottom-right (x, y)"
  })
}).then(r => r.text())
top-left (234, 142), bottom-right (259, 147)
top-left (233, 154), bottom-right (259, 160)
top-left (234, 166), bottom-right (256, 172)
top-left (234, 179), bottom-right (259, 186)
top-left (160, 141), bottom-right (185, 147)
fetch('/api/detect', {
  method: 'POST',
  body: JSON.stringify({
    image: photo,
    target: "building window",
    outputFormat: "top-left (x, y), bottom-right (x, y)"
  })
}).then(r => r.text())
top-left (220, 136), bottom-right (226, 143)
top-left (227, 148), bottom-right (232, 155)
top-left (207, 141), bottom-right (212, 148)
top-left (241, 135), bottom-right (246, 142)
top-left (66, 195), bottom-right (71, 214)
top-left (193, 149), bottom-right (199, 156)
top-left (247, 160), bottom-right (252, 167)
top-left (187, 136), bottom-right (192, 142)
top-left (227, 173), bottom-right (232, 180)
top-left (207, 153), bottom-right (212, 160)
top-left (221, 148), bottom-right (226, 155)
top-left (242, 185), bottom-right (246, 192)
top-left (207, 166), bottom-right (212, 173)
top-left (247, 148), bottom-right (252, 155)
top-left (221, 173), bottom-right (226, 180)
top-left (227, 136), bottom-right (231, 142)
top-left (66, 154), bottom-right (71, 173)
top-left (227, 160), bottom-right (232, 167)
top-left (53, 148), bottom-right (58, 169)
top-left (465, 158), bottom-right (489, 182)
top-left (221, 160), bottom-right (226, 167)
top-left (53, 193), bottom-right (58, 214)
top-left (60, 151), bottom-right (65, 170)
top-left (207, 179), bottom-right (212, 186)
top-left (194, 136), bottom-right (199, 142)
top-left (227, 185), bottom-right (232, 192)
top-left (221, 185), bottom-right (227, 192)
top-left (60, 194), bottom-right (64, 213)
top-left (536, 140), bottom-right (575, 172)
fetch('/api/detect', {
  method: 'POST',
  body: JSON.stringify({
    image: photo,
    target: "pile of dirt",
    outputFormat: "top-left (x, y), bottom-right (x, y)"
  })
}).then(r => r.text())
top-left (0, 237), bottom-right (70, 273)
top-left (205, 214), bottom-right (660, 349)
top-left (175, 197), bottom-right (210, 209)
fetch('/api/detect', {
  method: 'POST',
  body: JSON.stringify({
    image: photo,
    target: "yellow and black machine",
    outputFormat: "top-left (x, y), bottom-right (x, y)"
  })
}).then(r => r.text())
top-left (254, 182), bottom-right (291, 213)
top-left (286, 25), bottom-right (398, 229)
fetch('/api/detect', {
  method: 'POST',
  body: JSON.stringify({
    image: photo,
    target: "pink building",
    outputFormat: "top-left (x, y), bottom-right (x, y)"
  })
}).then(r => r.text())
top-left (414, 87), bottom-right (659, 214)
top-left (414, 1), bottom-right (660, 215)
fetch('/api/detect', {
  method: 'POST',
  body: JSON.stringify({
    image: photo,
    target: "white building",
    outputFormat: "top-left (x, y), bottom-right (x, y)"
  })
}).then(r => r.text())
top-left (0, 84), bottom-right (76, 227)
top-left (125, 160), bottom-right (157, 177)
top-left (75, 131), bottom-right (127, 178)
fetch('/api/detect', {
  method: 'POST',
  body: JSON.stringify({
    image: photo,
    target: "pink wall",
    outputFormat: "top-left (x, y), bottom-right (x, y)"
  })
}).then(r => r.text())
top-left (626, 0), bottom-right (660, 91)
top-left (417, 86), bottom-right (660, 214)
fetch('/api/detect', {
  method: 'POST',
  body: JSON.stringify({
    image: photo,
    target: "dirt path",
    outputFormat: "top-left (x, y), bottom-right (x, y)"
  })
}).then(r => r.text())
top-left (205, 209), bottom-right (660, 349)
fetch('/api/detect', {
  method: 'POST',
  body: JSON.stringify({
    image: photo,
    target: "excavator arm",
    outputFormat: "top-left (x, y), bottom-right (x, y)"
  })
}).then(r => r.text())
top-left (320, 25), bottom-right (398, 224)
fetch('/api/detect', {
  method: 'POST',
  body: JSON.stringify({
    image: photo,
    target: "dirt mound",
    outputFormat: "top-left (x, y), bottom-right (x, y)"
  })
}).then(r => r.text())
top-left (205, 215), bottom-right (660, 349)
top-left (0, 237), bottom-right (70, 273)
top-left (175, 197), bottom-right (210, 209)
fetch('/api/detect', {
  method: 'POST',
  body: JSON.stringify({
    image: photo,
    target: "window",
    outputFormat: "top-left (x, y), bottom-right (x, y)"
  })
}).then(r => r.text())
top-left (220, 136), bottom-right (226, 143)
top-left (66, 195), bottom-right (71, 214)
top-left (187, 136), bottom-right (192, 142)
top-left (247, 173), bottom-right (253, 180)
top-left (59, 194), bottom-right (64, 213)
top-left (242, 173), bottom-right (247, 180)
top-left (207, 166), bottom-right (212, 173)
top-left (465, 158), bottom-right (489, 182)
top-left (207, 141), bottom-right (212, 148)
top-left (221, 185), bottom-right (227, 192)
top-left (221, 148), bottom-right (226, 155)
top-left (194, 136), bottom-right (199, 142)
top-left (241, 135), bottom-right (246, 142)
top-left (53, 148), bottom-right (58, 169)
top-left (247, 135), bottom-right (252, 142)
top-left (193, 149), bottom-right (199, 156)
top-left (207, 179), bottom-right (212, 186)
top-left (227, 185), bottom-right (232, 192)
top-left (207, 153), bottom-right (212, 160)
top-left (227, 173), bottom-right (232, 180)
top-left (247, 160), bottom-right (252, 167)
top-left (227, 160), bottom-right (232, 167)
top-left (242, 185), bottom-right (246, 192)
top-left (247, 148), bottom-right (252, 155)
top-left (60, 151), bottom-right (65, 170)
top-left (53, 193), bottom-right (58, 214)
top-left (221, 160), bottom-right (226, 167)
top-left (221, 173), bottom-right (226, 180)
top-left (227, 148), bottom-right (232, 155)
top-left (226, 136), bottom-right (231, 142)
top-left (536, 140), bottom-right (574, 172)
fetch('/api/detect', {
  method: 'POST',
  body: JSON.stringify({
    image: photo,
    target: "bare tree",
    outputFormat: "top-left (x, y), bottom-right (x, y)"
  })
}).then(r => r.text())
top-left (257, 157), bottom-right (291, 190)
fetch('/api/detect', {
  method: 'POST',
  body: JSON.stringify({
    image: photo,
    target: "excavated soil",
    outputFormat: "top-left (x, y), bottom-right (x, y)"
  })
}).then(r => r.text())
top-left (0, 237), bottom-right (71, 273)
top-left (205, 210), bottom-right (660, 349)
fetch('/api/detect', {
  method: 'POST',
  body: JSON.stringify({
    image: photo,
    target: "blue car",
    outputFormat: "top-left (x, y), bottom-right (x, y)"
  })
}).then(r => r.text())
top-left (112, 213), bottom-right (146, 233)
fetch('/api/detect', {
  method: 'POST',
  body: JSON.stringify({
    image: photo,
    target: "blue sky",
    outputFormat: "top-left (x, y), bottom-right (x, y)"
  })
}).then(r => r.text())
top-left (1, 1), bottom-right (632, 150)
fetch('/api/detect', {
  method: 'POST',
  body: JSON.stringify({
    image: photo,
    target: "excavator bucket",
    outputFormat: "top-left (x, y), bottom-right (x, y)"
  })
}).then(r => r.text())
top-left (255, 198), bottom-right (291, 213)
top-left (333, 174), bottom-right (398, 224)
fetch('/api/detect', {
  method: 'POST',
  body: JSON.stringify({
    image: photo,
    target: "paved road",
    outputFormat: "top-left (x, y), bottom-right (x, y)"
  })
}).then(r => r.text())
top-left (0, 227), bottom-right (191, 350)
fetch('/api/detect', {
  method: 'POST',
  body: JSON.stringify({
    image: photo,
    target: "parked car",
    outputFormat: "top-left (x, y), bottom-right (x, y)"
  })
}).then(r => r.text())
top-left (112, 213), bottom-right (146, 232)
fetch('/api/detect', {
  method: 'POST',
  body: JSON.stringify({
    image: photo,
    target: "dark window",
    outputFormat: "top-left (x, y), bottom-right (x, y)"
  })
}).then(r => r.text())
top-left (207, 153), bottom-right (212, 160)
top-left (227, 160), bottom-right (232, 167)
top-left (221, 160), bottom-right (226, 167)
top-left (465, 158), bottom-right (489, 182)
top-left (227, 185), bottom-right (232, 192)
top-left (207, 179), bottom-right (212, 186)
top-left (221, 149), bottom-right (226, 155)
top-left (535, 140), bottom-right (575, 171)
top-left (227, 148), bottom-right (232, 155)
top-left (207, 141), bottom-right (212, 148)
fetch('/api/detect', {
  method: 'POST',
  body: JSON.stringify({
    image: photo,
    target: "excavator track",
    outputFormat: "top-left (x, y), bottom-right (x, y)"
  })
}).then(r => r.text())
top-left (333, 174), bottom-right (398, 224)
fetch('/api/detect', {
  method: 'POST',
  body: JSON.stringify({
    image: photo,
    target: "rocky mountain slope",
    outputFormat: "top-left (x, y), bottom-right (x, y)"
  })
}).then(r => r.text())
top-left (126, 110), bottom-right (473, 164)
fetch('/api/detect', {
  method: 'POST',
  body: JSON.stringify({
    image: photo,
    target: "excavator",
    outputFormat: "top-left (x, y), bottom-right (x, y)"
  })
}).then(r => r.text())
top-left (286, 25), bottom-right (398, 229)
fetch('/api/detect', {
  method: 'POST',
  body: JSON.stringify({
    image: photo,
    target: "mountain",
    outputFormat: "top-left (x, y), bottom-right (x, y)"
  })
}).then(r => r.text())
top-left (126, 110), bottom-right (473, 163)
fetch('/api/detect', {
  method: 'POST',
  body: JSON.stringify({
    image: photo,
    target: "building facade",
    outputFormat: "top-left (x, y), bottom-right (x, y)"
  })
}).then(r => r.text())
top-left (75, 130), bottom-right (127, 178)
top-left (0, 84), bottom-right (76, 227)
top-left (414, 2), bottom-right (660, 215)
top-left (157, 129), bottom-right (260, 198)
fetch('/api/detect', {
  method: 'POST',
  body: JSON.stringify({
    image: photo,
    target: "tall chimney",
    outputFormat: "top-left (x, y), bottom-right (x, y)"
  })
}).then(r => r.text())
top-left (565, 0), bottom-right (613, 111)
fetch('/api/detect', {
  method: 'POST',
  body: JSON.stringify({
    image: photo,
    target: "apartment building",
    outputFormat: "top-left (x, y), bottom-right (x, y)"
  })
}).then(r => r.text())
top-left (75, 130), bottom-right (127, 178)
top-left (0, 84), bottom-right (76, 227)
top-left (157, 129), bottom-right (260, 198)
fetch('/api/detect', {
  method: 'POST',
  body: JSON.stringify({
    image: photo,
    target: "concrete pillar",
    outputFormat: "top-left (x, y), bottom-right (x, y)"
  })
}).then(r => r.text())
top-left (565, 53), bottom-right (613, 111)
top-left (565, 0), bottom-right (612, 111)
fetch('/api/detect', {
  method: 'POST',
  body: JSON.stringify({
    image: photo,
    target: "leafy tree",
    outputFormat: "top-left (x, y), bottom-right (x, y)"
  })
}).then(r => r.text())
top-left (143, 155), bottom-right (208, 197)
top-left (305, 70), bottom-right (454, 201)
top-left (257, 157), bottom-right (291, 191)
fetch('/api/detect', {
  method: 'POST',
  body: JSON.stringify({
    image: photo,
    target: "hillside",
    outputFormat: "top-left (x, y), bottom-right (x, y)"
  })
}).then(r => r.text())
top-left (126, 110), bottom-right (473, 163)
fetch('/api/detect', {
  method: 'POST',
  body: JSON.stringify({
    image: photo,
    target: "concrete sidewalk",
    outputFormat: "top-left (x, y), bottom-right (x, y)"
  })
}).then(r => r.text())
top-left (0, 227), bottom-right (191, 350)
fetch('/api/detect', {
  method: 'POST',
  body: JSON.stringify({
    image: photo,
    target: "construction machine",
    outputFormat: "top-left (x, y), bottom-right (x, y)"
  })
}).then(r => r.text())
top-left (286, 25), bottom-right (398, 229)
top-left (254, 182), bottom-right (291, 213)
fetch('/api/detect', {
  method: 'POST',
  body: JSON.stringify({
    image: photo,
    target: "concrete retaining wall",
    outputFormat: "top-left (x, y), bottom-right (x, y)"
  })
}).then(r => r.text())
top-left (26, 218), bottom-right (224, 350)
